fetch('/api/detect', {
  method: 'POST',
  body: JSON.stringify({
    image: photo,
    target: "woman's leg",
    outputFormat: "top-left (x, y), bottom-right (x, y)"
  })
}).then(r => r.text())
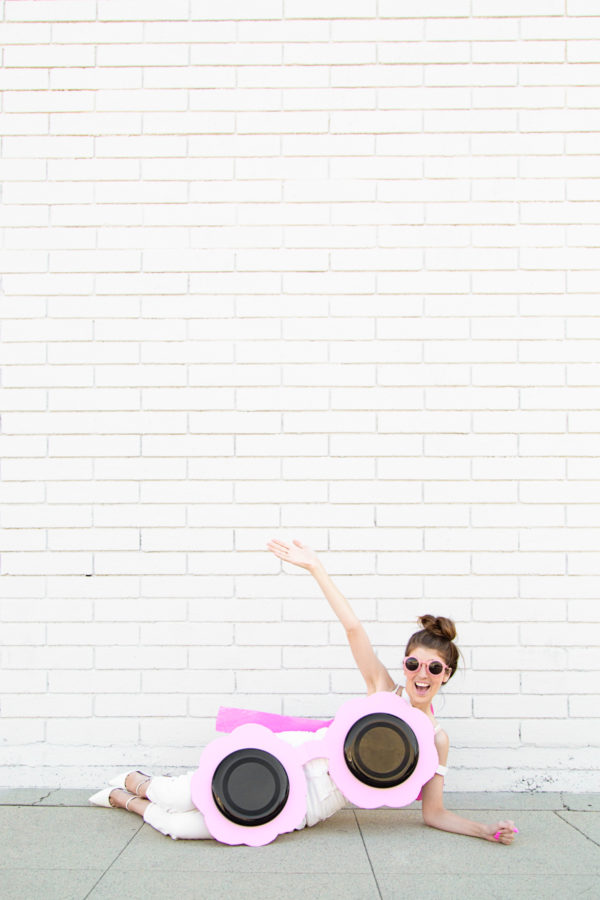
top-left (117, 770), bottom-right (196, 812)
top-left (123, 771), bottom-right (152, 798)
top-left (109, 788), bottom-right (149, 817)
top-left (109, 788), bottom-right (211, 840)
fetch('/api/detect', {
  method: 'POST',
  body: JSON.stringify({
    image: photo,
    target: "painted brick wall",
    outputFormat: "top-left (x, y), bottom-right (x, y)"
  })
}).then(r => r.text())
top-left (1, 0), bottom-right (599, 791)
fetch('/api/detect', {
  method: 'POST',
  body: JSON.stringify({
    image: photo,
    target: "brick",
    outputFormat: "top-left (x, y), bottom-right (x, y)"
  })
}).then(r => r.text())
top-left (569, 598), bottom-right (600, 621)
top-left (379, 411), bottom-right (471, 433)
top-left (47, 529), bottom-right (139, 552)
top-left (569, 696), bottom-right (599, 718)
top-left (4, 45), bottom-right (94, 68)
top-left (0, 597), bottom-right (93, 623)
top-left (46, 718), bottom-right (138, 746)
top-left (93, 598), bottom-right (184, 624)
top-left (424, 434), bottom-right (518, 456)
top-left (94, 552), bottom-right (186, 576)
top-left (235, 622), bottom-right (329, 646)
top-left (282, 696), bottom-right (340, 718)
top-left (96, 692), bottom-right (188, 716)
top-left (1, 695), bottom-right (92, 718)
top-left (98, 0), bottom-right (189, 20)
top-left (188, 551), bottom-right (276, 575)
top-left (5, 1), bottom-right (96, 21)
top-left (141, 528), bottom-right (232, 553)
top-left (285, 42), bottom-right (376, 67)
top-left (428, 387), bottom-right (519, 411)
top-left (2, 553), bottom-right (93, 577)
top-left (191, 0), bottom-right (283, 17)
top-left (376, 458), bottom-right (469, 480)
top-left (42, 579), bottom-right (133, 605)
top-left (375, 552), bottom-right (470, 576)
top-left (237, 670), bottom-right (328, 693)
top-left (46, 482), bottom-right (138, 504)
top-left (137, 576), bottom-right (233, 601)
top-left (2, 646), bottom-right (93, 669)
top-left (142, 672), bottom-right (236, 696)
top-left (522, 671), bottom-right (594, 694)
top-left (567, 647), bottom-right (600, 669)
top-left (522, 720), bottom-right (600, 747)
top-left (1, 670), bottom-right (47, 694)
top-left (95, 646), bottom-right (187, 670)
top-left (380, 0), bottom-right (470, 12)
top-left (282, 505), bottom-right (374, 528)
top-left (0, 388), bottom-right (46, 411)
top-left (0, 623), bottom-right (46, 646)
top-left (49, 622), bottom-right (139, 647)
top-left (0, 528), bottom-right (55, 550)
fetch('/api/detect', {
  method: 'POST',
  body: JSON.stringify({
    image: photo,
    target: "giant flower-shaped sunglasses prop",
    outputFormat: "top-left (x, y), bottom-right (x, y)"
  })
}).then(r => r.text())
top-left (191, 692), bottom-right (438, 846)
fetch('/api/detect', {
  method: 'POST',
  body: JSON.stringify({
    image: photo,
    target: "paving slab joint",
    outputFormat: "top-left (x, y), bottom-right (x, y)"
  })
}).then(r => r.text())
top-left (555, 810), bottom-right (600, 849)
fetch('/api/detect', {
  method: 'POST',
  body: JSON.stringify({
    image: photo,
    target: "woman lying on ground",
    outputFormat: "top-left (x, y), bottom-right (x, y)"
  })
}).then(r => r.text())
top-left (89, 538), bottom-right (517, 846)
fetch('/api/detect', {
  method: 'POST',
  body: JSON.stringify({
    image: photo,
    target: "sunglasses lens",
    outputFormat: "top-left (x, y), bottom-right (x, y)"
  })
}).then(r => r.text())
top-left (429, 661), bottom-right (444, 675)
top-left (405, 657), bottom-right (419, 671)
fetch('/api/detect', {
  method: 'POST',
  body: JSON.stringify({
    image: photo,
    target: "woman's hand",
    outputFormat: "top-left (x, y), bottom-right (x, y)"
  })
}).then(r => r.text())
top-left (485, 820), bottom-right (518, 845)
top-left (266, 538), bottom-right (320, 572)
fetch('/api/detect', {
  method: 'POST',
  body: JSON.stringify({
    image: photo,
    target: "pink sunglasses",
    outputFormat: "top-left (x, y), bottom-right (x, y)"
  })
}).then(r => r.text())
top-left (403, 656), bottom-right (450, 677)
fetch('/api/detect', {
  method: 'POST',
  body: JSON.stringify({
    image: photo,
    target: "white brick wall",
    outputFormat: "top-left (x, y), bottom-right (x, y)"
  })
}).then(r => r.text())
top-left (1, 0), bottom-right (599, 791)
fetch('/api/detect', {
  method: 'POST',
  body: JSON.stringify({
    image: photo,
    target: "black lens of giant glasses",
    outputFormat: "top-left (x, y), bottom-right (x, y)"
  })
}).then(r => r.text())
top-left (212, 748), bottom-right (289, 827)
top-left (343, 713), bottom-right (419, 787)
top-left (405, 657), bottom-right (419, 671)
top-left (428, 661), bottom-right (443, 675)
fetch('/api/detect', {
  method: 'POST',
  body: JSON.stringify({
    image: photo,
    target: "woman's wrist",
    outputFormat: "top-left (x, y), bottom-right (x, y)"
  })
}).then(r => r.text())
top-left (309, 559), bottom-right (325, 576)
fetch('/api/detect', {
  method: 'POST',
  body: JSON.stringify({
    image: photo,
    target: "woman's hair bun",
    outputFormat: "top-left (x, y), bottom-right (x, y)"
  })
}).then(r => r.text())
top-left (418, 614), bottom-right (456, 642)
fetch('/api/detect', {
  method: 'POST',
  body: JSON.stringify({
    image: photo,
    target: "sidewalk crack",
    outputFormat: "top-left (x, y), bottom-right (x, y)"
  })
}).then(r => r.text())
top-left (560, 791), bottom-right (573, 811)
top-left (554, 811), bottom-right (600, 849)
top-left (353, 809), bottom-right (383, 900)
top-left (82, 819), bottom-right (145, 899)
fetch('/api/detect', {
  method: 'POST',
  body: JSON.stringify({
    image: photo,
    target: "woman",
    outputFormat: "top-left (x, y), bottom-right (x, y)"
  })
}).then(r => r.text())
top-left (90, 538), bottom-right (517, 845)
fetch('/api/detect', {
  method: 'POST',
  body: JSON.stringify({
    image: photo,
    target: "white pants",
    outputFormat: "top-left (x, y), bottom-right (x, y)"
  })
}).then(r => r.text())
top-left (142, 730), bottom-right (345, 841)
top-left (144, 772), bottom-right (211, 840)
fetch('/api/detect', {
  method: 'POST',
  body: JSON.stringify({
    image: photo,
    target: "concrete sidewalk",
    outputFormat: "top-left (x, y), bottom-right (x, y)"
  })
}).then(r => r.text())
top-left (1, 790), bottom-right (598, 900)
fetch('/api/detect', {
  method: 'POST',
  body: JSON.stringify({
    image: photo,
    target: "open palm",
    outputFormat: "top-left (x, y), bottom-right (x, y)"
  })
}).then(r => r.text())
top-left (266, 538), bottom-right (319, 571)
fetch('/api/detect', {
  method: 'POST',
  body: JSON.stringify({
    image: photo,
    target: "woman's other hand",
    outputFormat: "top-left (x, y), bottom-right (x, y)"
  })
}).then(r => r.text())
top-left (267, 538), bottom-right (320, 572)
top-left (486, 820), bottom-right (518, 844)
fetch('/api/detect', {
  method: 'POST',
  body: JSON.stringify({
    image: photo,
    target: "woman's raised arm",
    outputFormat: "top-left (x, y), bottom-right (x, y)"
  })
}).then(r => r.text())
top-left (266, 538), bottom-right (394, 694)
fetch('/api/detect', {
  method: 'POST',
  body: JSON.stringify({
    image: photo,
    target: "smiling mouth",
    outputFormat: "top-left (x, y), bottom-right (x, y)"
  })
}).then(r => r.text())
top-left (414, 681), bottom-right (430, 693)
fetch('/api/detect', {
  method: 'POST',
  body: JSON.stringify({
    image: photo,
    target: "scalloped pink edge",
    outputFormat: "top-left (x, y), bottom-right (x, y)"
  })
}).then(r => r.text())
top-left (298, 692), bottom-right (438, 809)
top-left (190, 724), bottom-right (307, 846)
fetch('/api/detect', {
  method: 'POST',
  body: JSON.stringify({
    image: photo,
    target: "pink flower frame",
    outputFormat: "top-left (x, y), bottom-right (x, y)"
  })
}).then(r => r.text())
top-left (296, 692), bottom-right (438, 810)
top-left (190, 723), bottom-right (307, 847)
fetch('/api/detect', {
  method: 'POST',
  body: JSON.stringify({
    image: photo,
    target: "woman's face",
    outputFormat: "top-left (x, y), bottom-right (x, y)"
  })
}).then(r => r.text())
top-left (402, 644), bottom-right (450, 710)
